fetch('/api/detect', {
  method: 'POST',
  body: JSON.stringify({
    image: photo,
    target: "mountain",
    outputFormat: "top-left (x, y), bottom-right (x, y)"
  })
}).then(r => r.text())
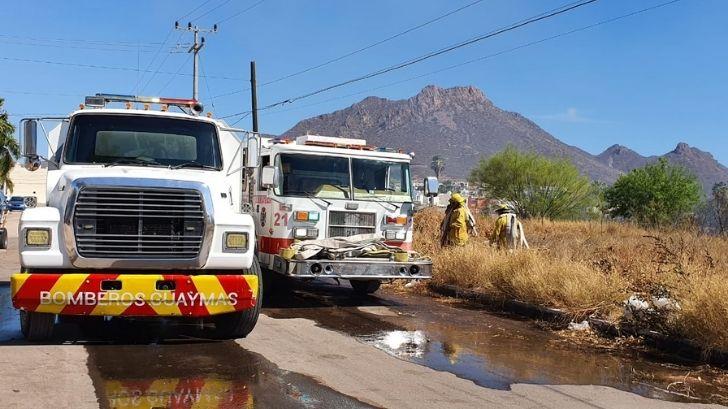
top-left (283, 85), bottom-right (621, 183)
top-left (597, 142), bottom-right (728, 193)
top-left (282, 85), bottom-right (727, 193)
top-left (596, 144), bottom-right (650, 171)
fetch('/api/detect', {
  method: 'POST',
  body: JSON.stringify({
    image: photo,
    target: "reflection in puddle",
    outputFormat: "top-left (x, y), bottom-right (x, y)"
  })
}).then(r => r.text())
top-left (360, 330), bottom-right (512, 390)
top-left (363, 330), bottom-right (428, 359)
top-left (264, 282), bottom-right (728, 404)
top-left (103, 377), bottom-right (253, 409)
top-left (86, 340), bottom-right (373, 409)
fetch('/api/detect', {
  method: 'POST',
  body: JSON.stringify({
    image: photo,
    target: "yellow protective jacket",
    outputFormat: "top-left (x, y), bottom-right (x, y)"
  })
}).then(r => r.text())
top-left (491, 213), bottom-right (510, 248)
top-left (446, 206), bottom-right (469, 246)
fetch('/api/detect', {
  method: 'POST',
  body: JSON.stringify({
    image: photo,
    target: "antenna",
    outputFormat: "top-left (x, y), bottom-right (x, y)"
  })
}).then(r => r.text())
top-left (175, 21), bottom-right (218, 100)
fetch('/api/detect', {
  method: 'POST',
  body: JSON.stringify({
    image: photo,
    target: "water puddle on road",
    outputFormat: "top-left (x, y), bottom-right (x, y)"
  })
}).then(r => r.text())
top-left (264, 281), bottom-right (728, 405)
top-left (86, 341), bottom-right (373, 409)
top-left (0, 286), bottom-right (372, 409)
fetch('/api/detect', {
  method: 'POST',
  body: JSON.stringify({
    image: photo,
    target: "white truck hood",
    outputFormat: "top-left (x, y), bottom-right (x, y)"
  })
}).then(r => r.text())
top-left (47, 166), bottom-right (233, 212)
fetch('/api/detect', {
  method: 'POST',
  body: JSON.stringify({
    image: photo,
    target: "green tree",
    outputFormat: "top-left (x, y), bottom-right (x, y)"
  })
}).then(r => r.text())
top-left (469, 146), bottom-right (598, 219)
top-left (430, 155), bottom-right (445, 178)
top-left (0, 98), bottom-right (20, 193)
top-left (604, 158), bottom-right (702, 228)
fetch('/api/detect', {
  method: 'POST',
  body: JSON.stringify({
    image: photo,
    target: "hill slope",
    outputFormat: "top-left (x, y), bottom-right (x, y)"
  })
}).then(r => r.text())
top-left (283, 85), bottom-right (621, 182)
top-left (596, 142), bottom-right (728, 193)
top-left (283, 85), bottom-right (727, 193)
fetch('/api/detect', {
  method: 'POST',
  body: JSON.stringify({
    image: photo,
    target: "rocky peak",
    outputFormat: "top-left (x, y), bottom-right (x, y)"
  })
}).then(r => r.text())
top-left (602, 144), bottom-right (632, 156)
top-left (672, 142), bottom-right (692, 155)
top-left (408, 85), bottom-right (490, 113)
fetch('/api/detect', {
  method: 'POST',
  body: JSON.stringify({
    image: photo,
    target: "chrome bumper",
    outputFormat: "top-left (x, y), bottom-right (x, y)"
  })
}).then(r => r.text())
top-left (271, 255), bottom-right (432, 280)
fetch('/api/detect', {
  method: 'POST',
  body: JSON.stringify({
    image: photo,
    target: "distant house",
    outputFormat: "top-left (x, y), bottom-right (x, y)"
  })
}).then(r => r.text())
top-left (4, 164), bottom-right (47, 206)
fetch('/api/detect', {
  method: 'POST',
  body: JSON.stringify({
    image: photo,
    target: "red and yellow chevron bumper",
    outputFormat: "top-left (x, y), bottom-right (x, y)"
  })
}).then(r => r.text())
top-left (10, 273), bottom-right (258, 317)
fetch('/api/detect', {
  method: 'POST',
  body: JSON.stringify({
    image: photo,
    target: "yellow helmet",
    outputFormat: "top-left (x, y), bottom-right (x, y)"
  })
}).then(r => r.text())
top-left (450, 193), bottom-right (465, 204)
top-left (496, 203), bottom-right (513, 213)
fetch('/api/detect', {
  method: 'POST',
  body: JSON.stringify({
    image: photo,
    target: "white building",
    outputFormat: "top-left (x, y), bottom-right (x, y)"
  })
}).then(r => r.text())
top-left (4, 164), bottom-right (47, 205)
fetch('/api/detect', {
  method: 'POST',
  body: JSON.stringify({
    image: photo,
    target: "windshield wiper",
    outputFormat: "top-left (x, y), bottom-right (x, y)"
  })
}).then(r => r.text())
top-left (171, 160), bottom-right (218, 170)
top-left (104, 157), bottom-right (162, 167)
top-left (359, 195), bottom-right (401, 211)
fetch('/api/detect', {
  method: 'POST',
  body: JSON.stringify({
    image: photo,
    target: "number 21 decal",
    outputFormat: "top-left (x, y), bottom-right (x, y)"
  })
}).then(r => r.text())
top-left (273, 212), bottom-right (289, 226)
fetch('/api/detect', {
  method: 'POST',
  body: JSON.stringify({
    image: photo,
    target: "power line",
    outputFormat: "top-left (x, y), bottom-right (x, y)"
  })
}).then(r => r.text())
top-left (212, 0), bottom-right (486, 99)
top-left (0, 38), bottom-right (156, 53)
top-left (179, 0), bottom-right (216, 20)
top-left (199, 56), bottom-right (216, 110)
top-left (0, 56), bottom-right (244, 81)
top-left (140, 32), bottom-right (186, 94)
top-left (214, 0), bottom-right (266, 25)
top-left (132, 29), bottom-right (176, 94)
top-left (259, 0), bottom-right (683, 120)
top-left (230, 112), bottom-right (251, 127)
top-left (158, 54), bottom-right (193, 94)
top-left (134, 1), bottom-right (219, 94)
top-left (0, 89), bottom-right (85, 98)
top-left (228, 0), bottom-right (599, 116)
top-left (191, 0), bottom-right (233, 21)
top-left (262, 0), bottom-right (485, 87)
top-left (0, 33), bottom-right (161, 48)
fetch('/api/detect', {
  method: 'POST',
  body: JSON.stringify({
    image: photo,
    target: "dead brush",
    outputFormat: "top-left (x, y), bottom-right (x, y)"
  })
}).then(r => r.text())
top-left (413, 206), bottom-right (728, 353)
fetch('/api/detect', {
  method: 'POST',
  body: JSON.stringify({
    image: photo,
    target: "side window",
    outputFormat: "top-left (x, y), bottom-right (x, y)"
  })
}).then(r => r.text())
top-left (53, 144), bottom-right (64, 164)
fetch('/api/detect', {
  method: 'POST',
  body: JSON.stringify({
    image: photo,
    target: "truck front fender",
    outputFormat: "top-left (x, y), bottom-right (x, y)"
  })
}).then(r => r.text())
top-left (19, 207), bottom-right (71, 269)
top-left (204, 212), bottom-right (257, 270)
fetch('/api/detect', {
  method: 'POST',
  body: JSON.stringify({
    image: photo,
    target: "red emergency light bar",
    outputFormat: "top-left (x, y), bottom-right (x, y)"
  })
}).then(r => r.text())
top-left (85, 93), bottom-right (204, 114)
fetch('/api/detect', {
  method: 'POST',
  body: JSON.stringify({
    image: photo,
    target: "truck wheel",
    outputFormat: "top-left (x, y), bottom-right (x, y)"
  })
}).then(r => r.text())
top-left (350, 279), bottom-right (381, 295)
top-left (0, 228), bottom-right (7, 249)
top-left (213, 258), bottom-right (262, 339)
top-left (20, 310), bottom-right (55, 341)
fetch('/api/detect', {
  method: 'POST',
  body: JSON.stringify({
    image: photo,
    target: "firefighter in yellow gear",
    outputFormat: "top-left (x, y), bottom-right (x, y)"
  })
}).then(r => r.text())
top-left (441, 193), bottom-right (470, 247)
top-left (491, 203), bottom-right (529, 250)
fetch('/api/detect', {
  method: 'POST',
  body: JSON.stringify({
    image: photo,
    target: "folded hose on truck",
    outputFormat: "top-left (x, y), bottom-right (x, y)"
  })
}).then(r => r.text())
top-left (282, 233), bottom-right (429, 262)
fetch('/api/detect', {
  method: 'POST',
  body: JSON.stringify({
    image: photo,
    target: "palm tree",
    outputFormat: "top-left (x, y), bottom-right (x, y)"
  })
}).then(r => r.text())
top-left (430, 155), bottom-right (445, 178)
top-left (0, 98), bottom-right (20, 193)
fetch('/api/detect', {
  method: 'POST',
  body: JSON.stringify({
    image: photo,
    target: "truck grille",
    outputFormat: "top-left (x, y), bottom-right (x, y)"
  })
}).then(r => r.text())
top-left (73, 187), bottom-right (205, 259)
top-left (328, 211), bottom-right (376, 237)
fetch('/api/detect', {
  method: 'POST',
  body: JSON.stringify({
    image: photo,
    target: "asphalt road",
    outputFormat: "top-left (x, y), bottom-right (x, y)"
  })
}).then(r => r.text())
top-left (0, 211), bottom-right (723, 408)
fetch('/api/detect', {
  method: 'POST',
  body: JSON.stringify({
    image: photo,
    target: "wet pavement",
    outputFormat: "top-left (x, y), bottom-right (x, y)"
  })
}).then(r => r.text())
top-left (2, 275), bottom-right (728, 406)
top-left (87, 341), bottom-right (372, 409)
top-left (0, 285), bottom-right (373, 408)
top-left (263, 279), bottom-right (728, 405)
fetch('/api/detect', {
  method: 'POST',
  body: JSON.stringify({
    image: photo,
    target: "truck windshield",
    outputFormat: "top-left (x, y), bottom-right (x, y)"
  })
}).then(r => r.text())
top-left (352, 159), bottom-right (411, 202)
top-left (64, 114), bottom-right (222, 169)
top-left (276, 154), bottom-right (351, 199)
top-left (274, 154), bottom-right (411, 202)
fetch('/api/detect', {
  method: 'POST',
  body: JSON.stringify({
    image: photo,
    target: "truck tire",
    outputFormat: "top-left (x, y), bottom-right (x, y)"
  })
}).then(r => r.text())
top-left (350, 279), bottom-right (381, 295)
top-left (20, 310), bottom-right (55, 341)
top-left (213, 258), bottom-right (262, 339)
top-left (0, 228), bottom-right (7, 249)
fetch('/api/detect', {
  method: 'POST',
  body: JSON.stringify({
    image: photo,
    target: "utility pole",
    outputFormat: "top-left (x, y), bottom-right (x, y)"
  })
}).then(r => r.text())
top-left (250, 61), bottom-right (259, 133)
top-left (175, 21), bottom-right (218, 101)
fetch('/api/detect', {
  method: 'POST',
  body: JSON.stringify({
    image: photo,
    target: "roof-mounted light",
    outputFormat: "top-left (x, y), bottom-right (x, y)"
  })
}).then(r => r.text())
top-left (84, 94), bottom-right (204, 115)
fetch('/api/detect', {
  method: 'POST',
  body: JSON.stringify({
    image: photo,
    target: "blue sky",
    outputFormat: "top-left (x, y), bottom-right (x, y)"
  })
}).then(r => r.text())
top-left (2, 0), bottom-right (726, 164)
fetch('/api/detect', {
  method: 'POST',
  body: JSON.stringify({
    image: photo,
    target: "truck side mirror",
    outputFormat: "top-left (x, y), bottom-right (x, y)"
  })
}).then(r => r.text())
top-left (245, 134), bottom-right (260, 168)
top-left (424, 177), bottom-right (439, 197)
top-left (261, 165), bottom-right (278, 188)
top-left (23, 120), bottom-right (41, 172)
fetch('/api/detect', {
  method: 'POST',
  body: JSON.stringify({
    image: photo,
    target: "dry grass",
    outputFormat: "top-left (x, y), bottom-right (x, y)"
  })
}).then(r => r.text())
top-left (413, 207), bottom-right (728, 352)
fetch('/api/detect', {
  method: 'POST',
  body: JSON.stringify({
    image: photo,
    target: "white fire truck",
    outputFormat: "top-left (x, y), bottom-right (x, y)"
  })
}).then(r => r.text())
top-left (12, 94), bottom-right (262, 341)
top-left (247, 134), bottom-right (432, 294)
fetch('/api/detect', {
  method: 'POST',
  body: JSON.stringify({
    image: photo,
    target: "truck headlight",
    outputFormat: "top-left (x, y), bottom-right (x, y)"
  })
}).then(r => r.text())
top-left (25, 228), bottom-right (51, 247)
top-left (224, 232), bottom-right (248, 252)
top-left (294, 227), bottom-right (319, 239)
top-left (384, 230), bottom-right (406, 241)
